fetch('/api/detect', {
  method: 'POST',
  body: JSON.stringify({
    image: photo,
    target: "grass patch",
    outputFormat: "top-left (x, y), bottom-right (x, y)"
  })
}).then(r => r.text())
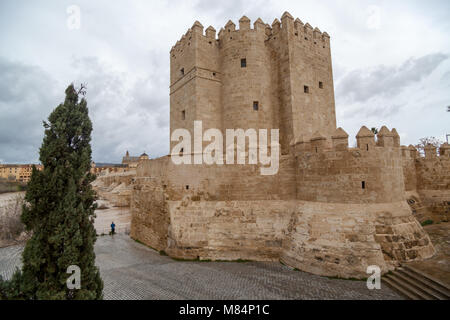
top-left (421, 220), bottom-right (434, 227)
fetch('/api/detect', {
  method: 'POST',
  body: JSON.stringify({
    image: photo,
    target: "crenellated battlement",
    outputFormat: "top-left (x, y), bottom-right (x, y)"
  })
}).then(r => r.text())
top-left (170, 12), bottom-right (331, 57)
top-left (170, 21), bottom-right (203, 55)
top-left (294, 126), bottom-right (406, 204)
top-left (400, 143), bottom-right (450, 160)
top-left (170, 12), bottom-right (336, 152)
top-left (292, 125), bottom-right (402, 156)
top-left (131, 11), bottom-right (443, 277)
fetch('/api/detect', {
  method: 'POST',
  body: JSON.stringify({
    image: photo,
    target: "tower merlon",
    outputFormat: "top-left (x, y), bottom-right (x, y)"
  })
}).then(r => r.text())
top-left (424, 144), bottom-right (437, 158)
top-left (356, 126), bottom-right (375, 150)
top-left (205, 26), bottom-right (216, 39)
top-left (331, 127), bottom-right (349, 150)
top-left (376, 126), bottom-right (395, 147)
top-left (294, 18), bottom-right (304, 31)
top-left (391, 128), bottom-right (400, 147)
top-left (225, 20), bottom-right (236, 32)
top-left (254, 18), bottom-right (265, 30)
top-left (281, 11), bottom-right (294, 20)
top-left (304, 23), bottom-right (313, 40)
top-left (272, 18), bottom-right (281, 34)
top-left (408, 145), bottom-right (418, 158)
top-left (239, 15), bottom-right (251, 30)
top-left (313, 27), bottom-right (322, 39)
top-left (439, 143), bottom-right (450, 157)
top-left (192, 20), bottom-right (204, 34)
top-left (281, 11), bottom-right (294, 30)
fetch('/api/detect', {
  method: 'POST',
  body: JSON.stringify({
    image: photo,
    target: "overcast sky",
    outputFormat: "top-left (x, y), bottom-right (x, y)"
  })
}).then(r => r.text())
top-left (0, 0), bottom-right (449, 164)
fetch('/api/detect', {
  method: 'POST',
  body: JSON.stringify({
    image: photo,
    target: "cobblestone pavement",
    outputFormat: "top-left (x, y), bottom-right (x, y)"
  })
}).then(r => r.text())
top-left (0, 234), bottom-right (403, 300)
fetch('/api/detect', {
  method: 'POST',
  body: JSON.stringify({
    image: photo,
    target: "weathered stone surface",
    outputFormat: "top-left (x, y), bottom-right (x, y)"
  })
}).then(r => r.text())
top-left (108, 13), bottom-right (444, 279)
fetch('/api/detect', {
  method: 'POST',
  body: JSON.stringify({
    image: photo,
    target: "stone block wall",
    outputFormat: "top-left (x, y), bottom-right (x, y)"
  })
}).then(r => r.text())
top-left (169, 13), bottom-right (336, 155)
top-left (126, 13), bottom-right (443, 279)
top-left (92, 171), bottom-right (135, 207)
top-left (402, 144), bottom-right (450, 222)
top-left (294, 127), bottom-right (405, 204)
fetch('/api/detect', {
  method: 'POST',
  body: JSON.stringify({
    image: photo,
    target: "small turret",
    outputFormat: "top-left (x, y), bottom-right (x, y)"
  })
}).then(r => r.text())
top-left (376, 126), bottom-right (394, 147)
top-left (356, 126), bottom-right (375, 150)
top-left (331, 127), bottom-right (349, 150)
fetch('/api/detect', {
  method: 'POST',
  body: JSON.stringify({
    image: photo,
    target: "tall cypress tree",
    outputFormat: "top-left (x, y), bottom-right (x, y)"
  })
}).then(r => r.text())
top-left (1, 84), bottom-right (103, 299)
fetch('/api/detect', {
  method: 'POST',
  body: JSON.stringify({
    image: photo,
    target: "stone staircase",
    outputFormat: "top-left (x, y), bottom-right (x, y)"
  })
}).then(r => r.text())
top-left (383, 265), bottom-right (450, 300)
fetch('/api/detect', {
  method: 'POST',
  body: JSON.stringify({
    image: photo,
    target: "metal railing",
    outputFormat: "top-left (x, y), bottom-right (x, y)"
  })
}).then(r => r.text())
top-left (96, 224), bottom-right (130, 236)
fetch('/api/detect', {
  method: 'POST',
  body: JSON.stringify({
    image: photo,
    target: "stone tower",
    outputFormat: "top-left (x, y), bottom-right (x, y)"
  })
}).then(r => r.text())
top-left (169, 12), bottom-right (337, 153)
top-left (127, 12), bottom-right (438, 279)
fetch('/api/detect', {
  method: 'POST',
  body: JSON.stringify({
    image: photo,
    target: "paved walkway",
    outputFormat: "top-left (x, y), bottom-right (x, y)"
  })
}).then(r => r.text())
top-left (0, 234), bottom-right (402, 300)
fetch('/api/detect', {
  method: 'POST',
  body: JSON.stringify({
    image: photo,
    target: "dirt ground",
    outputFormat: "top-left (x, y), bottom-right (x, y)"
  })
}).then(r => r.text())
top-left (0, 193), bottom-right (131, 247)
top-left (406, 222), bottom-right (450, 286)
top-left (0, 192), bottom-right (26, 248)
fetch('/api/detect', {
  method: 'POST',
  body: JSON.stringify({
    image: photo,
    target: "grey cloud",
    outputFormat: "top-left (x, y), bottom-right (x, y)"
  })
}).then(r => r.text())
top-left (0, 57), bottom-right (59, 163)
top-left (336, 53), bottom-right (449, 104)
top-left (194, 0), bottom-right (247, 19)
top-left (70, 56), bottom-right (170, 162)
top-left (0, 55), bottom-right (170, 164)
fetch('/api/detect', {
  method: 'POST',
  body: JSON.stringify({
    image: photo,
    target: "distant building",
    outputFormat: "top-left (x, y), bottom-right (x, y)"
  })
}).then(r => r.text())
top-left (90, 162), bottom-right (128, 175)
top-left (122, 150), bottom-right (140, 168)
top-left (139, 152), bottom-right (149, 161)
top-left (122, 150), bottom-right (149, 168)
top-left (0, 164), bottom-right (43, 183)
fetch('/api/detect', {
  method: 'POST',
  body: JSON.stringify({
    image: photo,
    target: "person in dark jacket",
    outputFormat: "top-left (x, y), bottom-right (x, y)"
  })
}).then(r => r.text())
top-left (110, 222), bottom-right (116, 235)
